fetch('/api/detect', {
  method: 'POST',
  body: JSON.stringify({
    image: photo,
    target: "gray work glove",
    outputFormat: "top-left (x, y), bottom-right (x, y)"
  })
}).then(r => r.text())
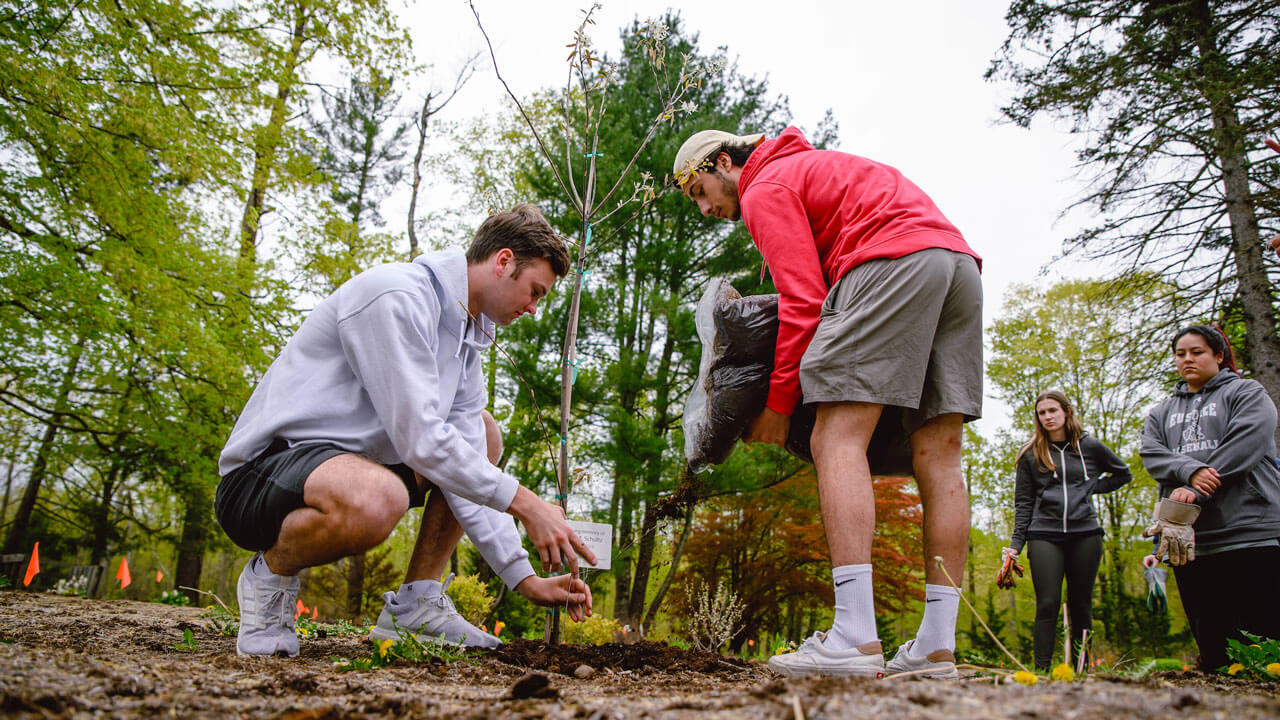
top-left (1144, 566), bottom-right (1167, 614)
top-left (1141, 499), bottom-right (1201, 567)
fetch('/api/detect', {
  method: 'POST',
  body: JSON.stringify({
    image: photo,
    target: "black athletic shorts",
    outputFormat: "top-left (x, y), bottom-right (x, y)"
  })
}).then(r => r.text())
top-left (214, 439), bottom-right (427, 552)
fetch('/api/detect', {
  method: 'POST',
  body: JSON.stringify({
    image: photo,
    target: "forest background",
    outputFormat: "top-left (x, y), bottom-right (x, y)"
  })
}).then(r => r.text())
top-left (1, 0), bottom-right (1277, 668)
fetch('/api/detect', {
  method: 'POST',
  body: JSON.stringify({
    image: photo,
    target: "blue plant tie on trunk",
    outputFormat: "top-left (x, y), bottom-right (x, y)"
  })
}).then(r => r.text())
top-left (563, 355), bottom-right (580, 385)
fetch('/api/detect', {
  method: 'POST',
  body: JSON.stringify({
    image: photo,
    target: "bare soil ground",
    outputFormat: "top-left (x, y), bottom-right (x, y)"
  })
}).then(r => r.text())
top-left (2, 591), bottom-right (1279, 719)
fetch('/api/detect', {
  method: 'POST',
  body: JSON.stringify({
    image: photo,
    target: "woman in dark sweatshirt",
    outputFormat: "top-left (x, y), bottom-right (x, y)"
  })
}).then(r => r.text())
top-left (1139, 325), bottom-right (1280, 671)
top-left (1005, 390), bottom-right (1133, 670)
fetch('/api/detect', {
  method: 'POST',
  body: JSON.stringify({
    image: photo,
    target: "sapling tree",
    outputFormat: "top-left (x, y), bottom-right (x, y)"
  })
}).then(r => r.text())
top-left (469, 2), bottom-right (721, 642)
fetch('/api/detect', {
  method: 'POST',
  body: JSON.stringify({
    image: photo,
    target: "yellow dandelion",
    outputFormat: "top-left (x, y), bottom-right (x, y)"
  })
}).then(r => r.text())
top-left (378, 638), bottom-right (394, 659)
top-left (1051, 664), bottom-right (1075, 682)
top-left (1013, 670), bottom-right (1039, 686)
top-left (1227, 663), bottom-right (1244, 676)
top-left (1265, 662), bottom-right (1280, 677)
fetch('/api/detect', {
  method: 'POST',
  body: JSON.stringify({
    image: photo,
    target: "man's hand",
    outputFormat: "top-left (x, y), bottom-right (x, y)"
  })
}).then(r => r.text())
top-left (515, 574), bottom-right (594, 622)
top-left (744, 407), bottom-right (790, 447)
top-left (1142, 498), bottom-right (1201, 566)
top-left (1188, 467), bottom-right (1220, 496)
top-left (507, 486), bottom-right (596, 574)
top-left (1168, 486), bottom-right (1197, 504)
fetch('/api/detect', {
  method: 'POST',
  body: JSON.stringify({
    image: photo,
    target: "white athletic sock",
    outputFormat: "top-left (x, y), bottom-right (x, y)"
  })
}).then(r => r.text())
top-left (913, 583), bottom-right (960, 655)
top-left (823, 564), bottom-right (878, 650)
top-left (394, 579), bottom-right (443, 606)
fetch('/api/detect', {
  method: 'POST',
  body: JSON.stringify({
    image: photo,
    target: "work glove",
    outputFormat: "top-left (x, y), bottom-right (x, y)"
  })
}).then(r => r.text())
top-left (1144, 565), bottom-right (1168, 614)
top-left (1141, 499), bottom-right (1201, 567)
top-left (996, 547), bottom-right (1024, 589)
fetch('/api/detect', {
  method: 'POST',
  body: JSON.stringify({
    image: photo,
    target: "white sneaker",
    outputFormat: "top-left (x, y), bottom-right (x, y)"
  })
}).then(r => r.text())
top-left (369, 574), bottom-right (501, 649)
top-left (235, 554), bottom-right (300, 657)
top-left (767, 632), bottom-right (886, 678)
top-left (885, 639), bottom-right (958, 678)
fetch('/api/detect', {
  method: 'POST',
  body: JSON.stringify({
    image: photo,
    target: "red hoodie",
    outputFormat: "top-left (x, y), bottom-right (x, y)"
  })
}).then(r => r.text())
top-left (738, 126), bottom-right (981, 415)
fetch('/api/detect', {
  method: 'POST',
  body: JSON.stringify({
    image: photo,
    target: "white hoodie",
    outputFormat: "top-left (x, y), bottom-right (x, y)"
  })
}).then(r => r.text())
top-left (219, 249), bottom-right (535, 589)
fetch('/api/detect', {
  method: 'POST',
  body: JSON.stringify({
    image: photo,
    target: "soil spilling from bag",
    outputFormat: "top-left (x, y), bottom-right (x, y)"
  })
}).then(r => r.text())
top-left (490, 638), bottom-right (753, 676)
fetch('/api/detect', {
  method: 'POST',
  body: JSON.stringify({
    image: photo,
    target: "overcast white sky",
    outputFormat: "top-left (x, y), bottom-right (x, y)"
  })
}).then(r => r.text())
top-left (399, 0), bottom-right (1103, 432)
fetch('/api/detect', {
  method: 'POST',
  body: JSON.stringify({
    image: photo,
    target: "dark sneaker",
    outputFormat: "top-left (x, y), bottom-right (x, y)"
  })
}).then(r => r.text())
top-left (235, 554), bottom-right (300, 657)
top-left (886, 639), bottom-right (959, 678)
top-left (767, 632), bottom-right (886, 678)
top-left (369, 574), bottom-right (501, 649)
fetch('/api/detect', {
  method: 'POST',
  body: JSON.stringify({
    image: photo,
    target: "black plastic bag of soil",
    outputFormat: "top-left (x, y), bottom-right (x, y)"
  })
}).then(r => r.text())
top-left (683, 278), bottom-right (912, 476)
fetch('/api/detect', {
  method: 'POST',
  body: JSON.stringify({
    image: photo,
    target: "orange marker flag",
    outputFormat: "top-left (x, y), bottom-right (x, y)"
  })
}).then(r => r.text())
top-left (295, 598), bottom-right (307, 619)
top-left (116, 557), bottom-right (131, 589)
top-left (311, 607), bottom-right (318, 620)
top-left (23, 542), bottom-right (40, 587)
top-left (156, 570), bottom-right (164, 583)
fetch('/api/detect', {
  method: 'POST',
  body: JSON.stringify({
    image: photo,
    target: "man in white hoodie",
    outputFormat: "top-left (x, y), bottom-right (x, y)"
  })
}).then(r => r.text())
top-left (216, 204), bottom-right (595, 657)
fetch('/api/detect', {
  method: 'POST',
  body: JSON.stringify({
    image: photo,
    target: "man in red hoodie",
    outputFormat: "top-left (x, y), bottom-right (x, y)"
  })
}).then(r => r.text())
top-left (674, 127), bottom-right (983, 678)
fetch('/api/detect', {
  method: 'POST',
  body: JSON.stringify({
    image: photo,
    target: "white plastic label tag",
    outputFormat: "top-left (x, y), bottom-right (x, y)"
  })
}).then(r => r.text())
top-left (567, 520), bottom-right (613, 570)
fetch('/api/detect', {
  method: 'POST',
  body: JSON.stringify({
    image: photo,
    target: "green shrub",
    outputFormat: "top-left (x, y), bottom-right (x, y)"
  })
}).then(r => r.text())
top-left (445, 574), bottom-right (493, 627)
top-left (563, 613), bottom-right (622, 645)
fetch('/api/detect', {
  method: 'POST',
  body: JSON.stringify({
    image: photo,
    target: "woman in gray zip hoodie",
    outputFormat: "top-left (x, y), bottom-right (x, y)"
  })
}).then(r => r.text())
top-left (1140, 325), bottom-right (1280, 671)
top-left (1006, 389), bottom-right (1133, 670)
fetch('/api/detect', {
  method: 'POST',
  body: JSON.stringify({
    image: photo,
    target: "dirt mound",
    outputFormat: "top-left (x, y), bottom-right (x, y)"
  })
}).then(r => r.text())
top-left (488, 638), bottom-right (753, 676)
top-left (2, 590), bottom-right (1279, 719)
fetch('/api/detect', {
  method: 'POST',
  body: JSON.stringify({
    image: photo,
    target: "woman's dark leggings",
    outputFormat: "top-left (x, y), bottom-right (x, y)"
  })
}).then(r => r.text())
top-left (1173, 545), bottom-right (1280, 671)
top-left (1027, 535), bottom-right (1103, 670)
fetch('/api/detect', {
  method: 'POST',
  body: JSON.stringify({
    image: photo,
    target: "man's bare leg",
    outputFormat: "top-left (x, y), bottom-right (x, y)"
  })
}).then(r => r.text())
top-left (811, 401), bottom-right (883, 567)
top-left (402, 491), bottom-right (465, 583)
top-left (910, 413), bottom-right (968, 587)
top-left (238, 454), bottom-right (407, 656)
top-left (400, 410), bottom-right (503, 584)
top-left (373, 411), bottom-right (506, 648)
top-left (808, 400), bottom-right (884, 655)
top-left (263, 454), bottom-right (410, 576)
top-left (897, 411), bottom-right (968, 664)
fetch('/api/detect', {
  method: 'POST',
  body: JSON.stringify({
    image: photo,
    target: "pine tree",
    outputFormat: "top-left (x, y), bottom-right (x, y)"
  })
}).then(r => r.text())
top-left (988, 0), bottom-right (1280, 441)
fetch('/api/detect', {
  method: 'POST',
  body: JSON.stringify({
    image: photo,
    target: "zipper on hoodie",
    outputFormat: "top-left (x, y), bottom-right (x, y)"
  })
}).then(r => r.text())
top-left (1058, 445), bottom-right (1069, 533)
top-left (1056, 441), bottom-right (1091, 533)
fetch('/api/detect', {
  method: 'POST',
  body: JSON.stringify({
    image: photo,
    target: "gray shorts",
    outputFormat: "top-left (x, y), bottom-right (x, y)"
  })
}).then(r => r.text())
top-left (799, 247), bottom-right (983, 433)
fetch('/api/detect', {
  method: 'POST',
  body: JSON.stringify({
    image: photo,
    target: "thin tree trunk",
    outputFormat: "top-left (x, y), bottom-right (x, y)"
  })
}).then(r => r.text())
top-left (641, 502), bottom-right (693, 631)
top-left (612, 488), bottom-right (634, 625)
top-left (1, 458), bottom-right (14, 530)
top-left (174, 485), bottom-right (211, 605)
top-left (406, 92), bottom-right (435, 259)
top-left (3, 339), bottom-right (83, 554)
top-left (346, 552), bottom-right (366, 617)
top-left (238, 6), bottom-right (308, 263)
top-left (624, 504), bottom-right (659, 627)
top-left (87, 462), bottom-right (121, 566)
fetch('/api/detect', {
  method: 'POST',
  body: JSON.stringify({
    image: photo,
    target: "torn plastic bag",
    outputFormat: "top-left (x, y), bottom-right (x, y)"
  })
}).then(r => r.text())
top-left (684, 277), bottom-right (911, 476)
